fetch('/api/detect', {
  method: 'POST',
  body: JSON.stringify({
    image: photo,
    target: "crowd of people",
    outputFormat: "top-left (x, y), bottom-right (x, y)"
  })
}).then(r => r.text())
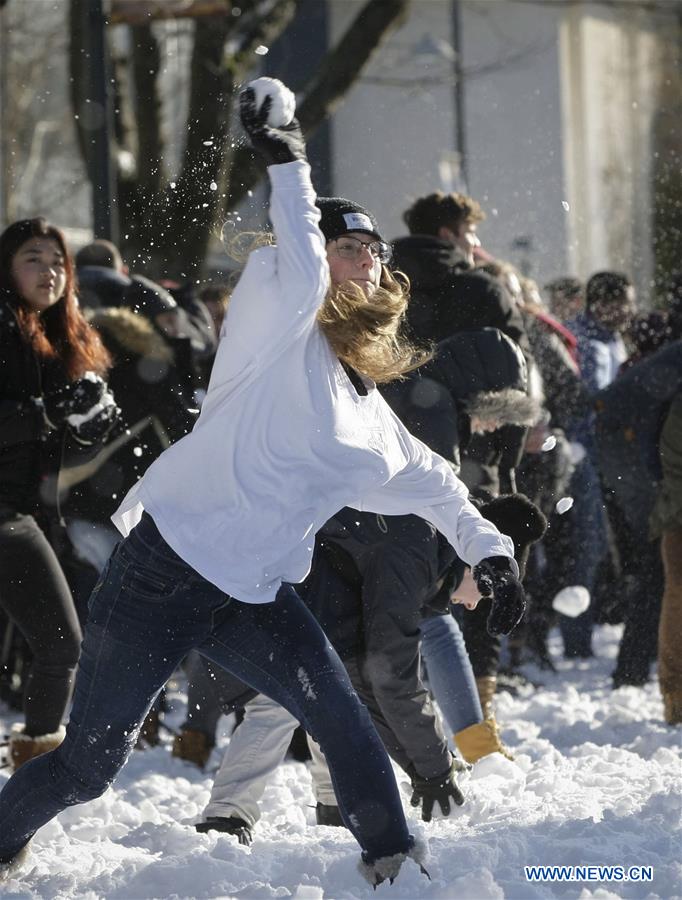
top-left (0, 78), bottom-right (680, 886)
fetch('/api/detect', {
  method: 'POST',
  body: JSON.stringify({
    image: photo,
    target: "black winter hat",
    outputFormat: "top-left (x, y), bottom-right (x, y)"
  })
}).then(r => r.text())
top-left (316, 197), bottom-right (384, 244)
top-left (477, 493), bottom-right (547, 579)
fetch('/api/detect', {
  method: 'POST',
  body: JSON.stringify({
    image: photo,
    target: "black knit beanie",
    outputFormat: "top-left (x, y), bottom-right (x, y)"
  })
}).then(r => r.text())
top-left (316, 197), bottom-right (384, 244)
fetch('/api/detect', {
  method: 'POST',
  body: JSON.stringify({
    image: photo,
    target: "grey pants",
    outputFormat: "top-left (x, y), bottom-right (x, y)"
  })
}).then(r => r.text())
top-left (0, 510), bottom-right (82, 735)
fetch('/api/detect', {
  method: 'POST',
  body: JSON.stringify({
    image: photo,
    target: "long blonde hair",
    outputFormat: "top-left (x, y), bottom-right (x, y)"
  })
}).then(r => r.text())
top-left (223, 231), bottom-right (430, 383)
top-left (317, 266), bottom-right (430, 383)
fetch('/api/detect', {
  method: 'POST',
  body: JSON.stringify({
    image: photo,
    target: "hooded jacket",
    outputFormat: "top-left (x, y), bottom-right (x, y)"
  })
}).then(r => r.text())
top-left (392, 235), bottom-right (528, 351)
top-left (380, 328), bottom-right (536, 476)
top-left (594, 340), bottom-right (682, 533)
top-left (63, 307), bottom-right (198, 523)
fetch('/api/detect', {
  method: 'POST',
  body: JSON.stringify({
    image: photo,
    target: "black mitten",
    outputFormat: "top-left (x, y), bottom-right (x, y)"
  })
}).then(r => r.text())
top-left (43, 372), bottom-right (107, 427)
top-left (67, 391), bottom-right (120, 445)
top-left (409, 760), bottom-right (465, 822)
top-left (239, 86), bottom-right (307, 165)
top-left (472, 556), bottom-right (527, 636)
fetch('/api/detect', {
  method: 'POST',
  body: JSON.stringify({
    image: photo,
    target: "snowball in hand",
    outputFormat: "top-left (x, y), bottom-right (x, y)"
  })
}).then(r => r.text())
top-left (552, 585), bottom-right (590, 618)
top-left (246, 77), bottom-right (296, 127)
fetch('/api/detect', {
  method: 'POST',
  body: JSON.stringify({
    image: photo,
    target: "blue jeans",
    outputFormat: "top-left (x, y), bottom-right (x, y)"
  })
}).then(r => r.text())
top-left (420, 613), bottom-right (482, 736)
top-left (558, 455), bottom-right (608, 656)
top-left (0, 513), bottom-right (410, 863)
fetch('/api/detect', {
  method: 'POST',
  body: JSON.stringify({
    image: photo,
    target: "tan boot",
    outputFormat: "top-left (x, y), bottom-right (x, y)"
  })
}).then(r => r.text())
top-left (9, 725), bottom-right (66, 771)
top-left (662, 691), bottom-right (682, 725)
top-left (454, 718), bottom-right (514, 764)
top-left (475, 675), bottom-right (498, 720)
top-left (171, 728), bottom-right (214, 769)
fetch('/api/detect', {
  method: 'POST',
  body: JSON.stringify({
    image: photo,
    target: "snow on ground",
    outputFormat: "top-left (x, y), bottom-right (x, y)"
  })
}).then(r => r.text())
top-left (1, 625), bottom-right (680, 900)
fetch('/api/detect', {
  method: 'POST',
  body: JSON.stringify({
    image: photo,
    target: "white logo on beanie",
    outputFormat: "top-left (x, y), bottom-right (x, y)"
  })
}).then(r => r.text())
top-left (342, 212), bottom-right (373, 232)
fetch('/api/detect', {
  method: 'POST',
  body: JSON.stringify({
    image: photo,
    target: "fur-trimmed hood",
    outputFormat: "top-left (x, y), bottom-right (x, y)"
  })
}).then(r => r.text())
top-left (466, 386), bottom-right (540, 427)
top-left (86, 306), bottom-right (173, 364)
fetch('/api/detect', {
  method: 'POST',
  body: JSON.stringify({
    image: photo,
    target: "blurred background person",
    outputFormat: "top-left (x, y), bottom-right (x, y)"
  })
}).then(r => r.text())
top-left (0, 218), bottom-right (118, 769)
top-left (543, 276), bottom-right (584, 325)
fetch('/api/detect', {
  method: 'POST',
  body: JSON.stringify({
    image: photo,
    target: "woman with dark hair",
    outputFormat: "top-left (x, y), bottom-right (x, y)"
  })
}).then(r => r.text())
top-left (0, 83), bottom-right (524, 886)
top-left (0, 217), bottom-right (118, 769)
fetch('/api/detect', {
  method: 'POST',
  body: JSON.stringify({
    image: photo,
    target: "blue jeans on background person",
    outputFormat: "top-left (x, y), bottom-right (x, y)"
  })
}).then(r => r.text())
top-left (0, 513), bottom-right (411, 864)
top-left (420, 612), bottom-right (483, 737)
top-left (558, 455), bottom-right (608, 657)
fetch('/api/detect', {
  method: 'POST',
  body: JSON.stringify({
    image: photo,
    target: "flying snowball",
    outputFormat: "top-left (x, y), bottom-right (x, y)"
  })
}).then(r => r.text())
top-left (541, 435), bottom-right (557, 452)
top-left (556, 496), bottom-right (574, 514)
top-left (552, 585), bottom-right (590, 618)
top-left (246, 77), bottom-right (296, 128)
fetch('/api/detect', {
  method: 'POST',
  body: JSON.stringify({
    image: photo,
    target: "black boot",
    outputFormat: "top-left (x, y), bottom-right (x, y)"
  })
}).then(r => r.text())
top-left (195, 816), bottom-right (253, 845)
top-left (315, 802), bottom-right (346, 827)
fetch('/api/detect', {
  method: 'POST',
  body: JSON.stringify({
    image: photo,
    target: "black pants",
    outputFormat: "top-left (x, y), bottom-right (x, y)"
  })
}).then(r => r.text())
top-left (0, 509), bottom-right (82, 735)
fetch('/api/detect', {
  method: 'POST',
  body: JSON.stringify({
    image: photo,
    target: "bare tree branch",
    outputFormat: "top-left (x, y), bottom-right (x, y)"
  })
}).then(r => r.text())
top-left (225, 0), bottom-right (411, 210)
top-left (67, 0), bottom-right (412, 276)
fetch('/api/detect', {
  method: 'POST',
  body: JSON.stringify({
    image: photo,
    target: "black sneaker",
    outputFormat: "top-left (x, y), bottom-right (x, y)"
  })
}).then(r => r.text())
top-left (315, 802), bottom-right (346, 828)
top-left (195, 816), bottom-right (253, 845)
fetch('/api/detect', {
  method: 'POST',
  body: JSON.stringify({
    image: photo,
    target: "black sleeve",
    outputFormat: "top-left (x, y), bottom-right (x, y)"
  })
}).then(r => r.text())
top-left (347, 515), bottom-right (453, 779)
top-left (0, 327), bottom-right (45, 448)
top-left (0, 396), bottom-right (44, 448)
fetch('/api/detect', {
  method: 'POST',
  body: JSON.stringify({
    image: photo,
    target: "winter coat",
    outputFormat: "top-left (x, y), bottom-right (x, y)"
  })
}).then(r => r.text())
top-left (595, 340), bottom-right (682, 533)
top-left (0, 301), bottom-right (116, 516)
top-left (566, 311), bottom-right (628, 453)
top-left (392, 235), bottom-right (528, 352)
top-left (63, 307), bottom-right (199, 524)
top-left (0, 302), bottom-right (54, 512)
top-left (381, 328), bottom-right (533, 491)
top-left (524, 312), bottom-right (590, 431)
top-left (300, 508), bottom-right (456, 779)
top-left (650, 393), bottom-right (682, 538)
top-left (76, 266), bottom-right (130, 310)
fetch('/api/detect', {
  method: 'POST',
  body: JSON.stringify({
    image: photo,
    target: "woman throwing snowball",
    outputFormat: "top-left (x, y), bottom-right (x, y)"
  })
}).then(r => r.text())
top-left (0, 79), bottom-right (524, 886)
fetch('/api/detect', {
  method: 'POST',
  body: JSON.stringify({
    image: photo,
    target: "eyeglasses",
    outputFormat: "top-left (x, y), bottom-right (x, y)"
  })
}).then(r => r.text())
top-left (331, 236), bottom-right (392, 264)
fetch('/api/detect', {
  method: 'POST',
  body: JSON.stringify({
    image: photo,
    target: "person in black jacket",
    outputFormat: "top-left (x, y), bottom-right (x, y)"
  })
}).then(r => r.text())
top-left (381, 328), bottom-right (540, 721)
top-left (62, 304), bottom-right (200, 608)
top-left (0, 218), bottom-right (118, 770)
top-left (393, 191), bottom-right (527, 351)
top-left (594, 341), bottom-right (682, 687)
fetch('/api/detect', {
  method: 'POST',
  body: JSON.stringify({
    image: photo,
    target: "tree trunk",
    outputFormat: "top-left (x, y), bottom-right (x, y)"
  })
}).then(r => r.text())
top-left (224, 0), bottom-right (411, 210)
top-left (69, 0), bottom-right (412, 278)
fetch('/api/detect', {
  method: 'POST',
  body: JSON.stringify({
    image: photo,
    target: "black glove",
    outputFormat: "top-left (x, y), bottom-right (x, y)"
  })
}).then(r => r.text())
top-left (472, 556), bottom-right (527, 637)
top-left (239, 86), bottom-right (307, 165)
top-left (43, 372), bottom-right (107, 427)
top-left (410, 760), bottom-right (465, 822)
top-left (68, 393), bottom-right (120, 445)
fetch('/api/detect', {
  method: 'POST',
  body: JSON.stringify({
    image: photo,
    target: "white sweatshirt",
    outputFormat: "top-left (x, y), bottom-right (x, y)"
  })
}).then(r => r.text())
top-left (112, 161), bottom-right (516, 603)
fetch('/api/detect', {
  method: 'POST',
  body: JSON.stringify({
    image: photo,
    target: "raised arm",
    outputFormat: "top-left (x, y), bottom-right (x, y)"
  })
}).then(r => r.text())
top-left (239, 82), bottom-right (328, 313)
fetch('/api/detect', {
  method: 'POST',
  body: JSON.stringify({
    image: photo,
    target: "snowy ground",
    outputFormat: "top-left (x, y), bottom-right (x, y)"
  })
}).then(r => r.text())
top-left (1, 625), bottom-right (680, 900)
